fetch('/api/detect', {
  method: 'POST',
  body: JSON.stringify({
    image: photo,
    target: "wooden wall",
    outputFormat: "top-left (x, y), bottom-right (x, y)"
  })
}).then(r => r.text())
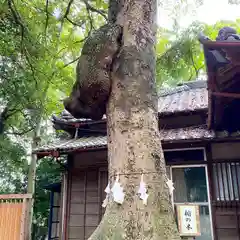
top-left (214, 208), bottom-right (240, 240)
top-left (210, 142), bottom-right (240, 240)
top-left (72, 150), bottom-right (107, 168)
top-left (62, 143), bottom-right (240, 240)
top-left (67, 150), bottom-right (108, 240)
top-left (211, 142), bottom-right (240, 160)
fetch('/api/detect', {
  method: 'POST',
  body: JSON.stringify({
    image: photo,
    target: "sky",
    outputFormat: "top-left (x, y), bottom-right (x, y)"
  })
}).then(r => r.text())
top-left (158, 0), bottom-right (240, 29)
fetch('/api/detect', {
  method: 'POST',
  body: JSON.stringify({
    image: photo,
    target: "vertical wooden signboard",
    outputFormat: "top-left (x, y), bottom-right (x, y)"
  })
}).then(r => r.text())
top-left (177, 204), bottom-right (201, 237)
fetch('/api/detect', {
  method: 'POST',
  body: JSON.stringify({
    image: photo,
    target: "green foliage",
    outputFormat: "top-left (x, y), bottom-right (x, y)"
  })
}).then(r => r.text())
top-left (0, 0), bottom-right (107, 238)
top-left (32, 158), bottom-right (62, 240)
top-left (156, 19), bottom-right (240, 87)
top-left (0, 0), bottom-right (107, 135)
top-left (0, 135), bottom-right (27, 193)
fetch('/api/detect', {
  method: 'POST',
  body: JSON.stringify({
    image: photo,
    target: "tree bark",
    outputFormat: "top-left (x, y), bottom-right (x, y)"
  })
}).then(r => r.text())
top-left (88, 0), bottom-right (180, 239)
top-left (27, 118), bottom-right (41, 240)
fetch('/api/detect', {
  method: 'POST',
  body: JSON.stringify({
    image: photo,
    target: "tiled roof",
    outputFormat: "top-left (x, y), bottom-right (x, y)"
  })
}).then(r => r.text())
top-left (53, 80), bottom-right (208, 124)
top-left (158, 80), bottom-right (207, 97)
top-left (53, 110), bottom-right (106, 124)
top-left (158, 80), bottom-right (208, 114)
top-left (158, 87), bottom-right (207, 115)
top-left (35, 125), bottom-right (240, 154)
top-left (34, 136), bottom-right (107, 153)
top-left (160, 125), bottom-right (214, 141)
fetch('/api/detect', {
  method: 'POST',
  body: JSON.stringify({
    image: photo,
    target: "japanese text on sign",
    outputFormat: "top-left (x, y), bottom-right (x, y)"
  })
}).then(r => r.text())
top-left (177, 205), bottom-right (201, 237)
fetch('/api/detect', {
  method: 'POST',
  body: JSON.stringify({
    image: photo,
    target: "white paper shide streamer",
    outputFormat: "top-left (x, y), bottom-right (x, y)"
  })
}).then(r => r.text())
top-left (102, 183), bottom-right (111, 208)
top-left (166, 178), bottom-right (175, 195)
top-left (111, 174), bottom-right (125, 204)
top-left (137, 174), bottom-right (149, 205)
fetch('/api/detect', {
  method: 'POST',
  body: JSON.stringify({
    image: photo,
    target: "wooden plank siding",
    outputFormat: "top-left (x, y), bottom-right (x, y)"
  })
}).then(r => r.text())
top-left (63, 143), bottom-right (240, 240)
top-left (214, 208), bottom-right (240, 240)
top-left (209, 142), bottom-right (240, 240)
top-left (68, 167), bottom-right (107, 240)
top-left (0, 194), bottom-right (31, 240)
top-left (0, 201), bottom-right (23, 240)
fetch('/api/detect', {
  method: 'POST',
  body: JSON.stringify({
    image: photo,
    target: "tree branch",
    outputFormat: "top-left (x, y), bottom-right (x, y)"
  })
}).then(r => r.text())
top-left (83, 0), bottom-right (107, 21)
top-left (7, 0), bottom-right (26, 33)
top-left (0, 107), bottom-right (23, 134)
top-left (189, 48), bottom-right (198, 77)
top-left (63, 0), bottom-right (74, 19)
top-left (5, 108), bottom-right (22, 119)
top-left (22, 46), bottom-right (38, 88)
top-left (56, 0), bottom-right (75, 41)
top-left (156, 42), bottom-right (181, 63)
top-left (65, 16), bottom-right (85, 28)
top-left (44, 0), bottom-right (49, 36)
top-left (56, 39), bottom-right (85, 56)
top-left (63, 57), bottom-right (80, 68)
top-left (7, 0), bottom-right (26, 50)
top-left (85, 2), bottom-right (94, 32)
top-left (188, 47), bottom-right (204, 79)
top-left (6, 126), bottom-right (35, 136)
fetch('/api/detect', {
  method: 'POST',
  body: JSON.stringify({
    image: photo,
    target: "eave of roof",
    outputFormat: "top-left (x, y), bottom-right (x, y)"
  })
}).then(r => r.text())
top-left (35, 80), bottom-right (212, 157)
top-left (200, 39), bottom-right (240, 130)
top-left (52, 80), bottom-right (208, 128)
top-left (34, 124), bottom-right (240, 157)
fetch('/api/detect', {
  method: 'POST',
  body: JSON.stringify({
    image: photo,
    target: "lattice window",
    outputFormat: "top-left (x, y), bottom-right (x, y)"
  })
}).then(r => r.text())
top-left (49, 192), bottom-right (61, 240)
top-left (213, 162), bottom-right (240, 201)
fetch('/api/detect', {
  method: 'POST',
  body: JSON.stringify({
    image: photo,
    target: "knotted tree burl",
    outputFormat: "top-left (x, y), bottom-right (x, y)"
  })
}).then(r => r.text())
top-left (64, 23), bottom-right (122, 120)
top-left (64, 0), bottom-right (180, 239)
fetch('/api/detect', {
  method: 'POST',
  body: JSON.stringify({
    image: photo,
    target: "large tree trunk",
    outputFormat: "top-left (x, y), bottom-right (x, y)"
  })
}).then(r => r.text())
top-left (89, 0), bottom-right (180, 239)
